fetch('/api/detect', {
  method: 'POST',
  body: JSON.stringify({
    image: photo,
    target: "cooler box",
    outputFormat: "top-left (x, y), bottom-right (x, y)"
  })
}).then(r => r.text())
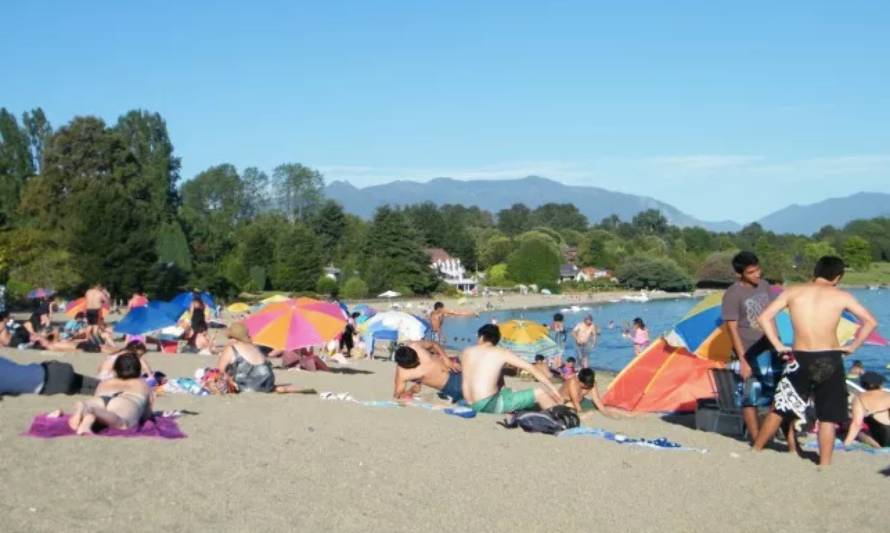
top-left (160, 340), bottom-right (179, 354)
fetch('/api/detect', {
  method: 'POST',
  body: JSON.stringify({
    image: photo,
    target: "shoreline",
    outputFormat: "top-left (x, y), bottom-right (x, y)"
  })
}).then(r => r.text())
top-left (353, 288), bottom-right (713, 315)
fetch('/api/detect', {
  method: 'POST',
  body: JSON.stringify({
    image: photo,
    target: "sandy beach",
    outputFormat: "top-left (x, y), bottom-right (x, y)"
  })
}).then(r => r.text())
top-left (1, 344), bottom-right (887, 533)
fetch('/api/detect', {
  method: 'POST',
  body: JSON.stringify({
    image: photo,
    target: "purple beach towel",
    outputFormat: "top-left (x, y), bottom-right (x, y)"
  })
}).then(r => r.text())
top-left (24, 413), bottom-right (187, 439)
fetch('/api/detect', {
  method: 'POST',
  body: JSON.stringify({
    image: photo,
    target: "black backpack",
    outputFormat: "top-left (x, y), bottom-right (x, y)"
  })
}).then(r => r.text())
top-left (499, 405), bottom-right (580, 435)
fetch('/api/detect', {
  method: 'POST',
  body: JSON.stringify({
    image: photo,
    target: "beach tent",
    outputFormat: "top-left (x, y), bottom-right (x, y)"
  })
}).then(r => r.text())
top-left (602, 338), bottom-right (723, 413)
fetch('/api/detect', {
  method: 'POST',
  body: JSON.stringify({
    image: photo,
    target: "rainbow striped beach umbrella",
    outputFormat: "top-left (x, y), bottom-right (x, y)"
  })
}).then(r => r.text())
top-left (498, 319), bottom-right (561, 363)
top-left (245, 298), bottom-right (347, 351)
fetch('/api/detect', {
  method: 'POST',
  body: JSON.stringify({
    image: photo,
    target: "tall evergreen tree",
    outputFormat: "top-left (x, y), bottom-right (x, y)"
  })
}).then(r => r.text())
top-left (22, 107), bottom-right (52, 174)
top-left (271, 223), bottom-right (323, 291)
top-left (363, 206), bottom-right (438, 294)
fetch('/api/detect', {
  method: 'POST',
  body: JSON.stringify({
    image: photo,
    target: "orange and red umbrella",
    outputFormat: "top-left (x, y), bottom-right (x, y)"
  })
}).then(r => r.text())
top-left (65, 297), bottom-right (109, 319)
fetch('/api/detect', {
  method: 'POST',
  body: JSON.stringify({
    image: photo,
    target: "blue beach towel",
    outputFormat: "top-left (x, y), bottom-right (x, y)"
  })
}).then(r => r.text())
top-left (802, 439), bottom-right (890, 455)
top-left (558, 427), bottom-right (707, 453)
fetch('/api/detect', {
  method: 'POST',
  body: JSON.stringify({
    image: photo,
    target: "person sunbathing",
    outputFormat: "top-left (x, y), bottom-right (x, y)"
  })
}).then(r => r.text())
top-left (1, 356), bottom-right (99, 396)
top-left (844, 372), bottom-right (890, 448)
top-left (216, 322), bottom-right (304, 393)
top-left (393, 340), bottom-right (462, 402)
top-left (57, 352), bottom-right (153, 435)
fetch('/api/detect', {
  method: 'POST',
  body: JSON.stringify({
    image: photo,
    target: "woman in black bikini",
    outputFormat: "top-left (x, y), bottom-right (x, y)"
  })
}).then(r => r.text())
top-left (53, 352), bottom-right (152, 435)
top-left (844, 372), bottom-right (890, 448)
top-left (188, 291), bottom-right (213, 353)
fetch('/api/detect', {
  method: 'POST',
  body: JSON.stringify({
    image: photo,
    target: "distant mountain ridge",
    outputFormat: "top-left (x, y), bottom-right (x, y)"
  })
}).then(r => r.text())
top-left (756, 192), bottom-right (890, 235)
top-left (324, 176), bottom-right (741, 232)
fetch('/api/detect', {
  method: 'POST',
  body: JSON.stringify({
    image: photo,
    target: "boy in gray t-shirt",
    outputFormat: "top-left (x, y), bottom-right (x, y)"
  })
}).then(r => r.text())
top-left (721, 251), bottom-right (783, 441)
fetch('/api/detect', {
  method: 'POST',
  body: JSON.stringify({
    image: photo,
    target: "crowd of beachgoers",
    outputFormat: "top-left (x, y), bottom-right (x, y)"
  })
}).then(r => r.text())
top-left (1, 251), bottom-right (887, 469)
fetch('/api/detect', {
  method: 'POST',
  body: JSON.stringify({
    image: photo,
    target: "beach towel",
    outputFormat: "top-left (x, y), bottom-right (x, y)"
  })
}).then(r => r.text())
top-left (558, 427), bottom-right (706, 453)
top-left (319, 391), bottom-right (475, 418)
top-left (802, 439), bottom-right (890, 456)
top-left (24, 413), bottom-right (187, 439)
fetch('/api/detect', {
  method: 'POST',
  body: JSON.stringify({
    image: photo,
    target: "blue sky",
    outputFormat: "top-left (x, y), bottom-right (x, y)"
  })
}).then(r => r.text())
top-left (2, 1), bottom-right (888, 223)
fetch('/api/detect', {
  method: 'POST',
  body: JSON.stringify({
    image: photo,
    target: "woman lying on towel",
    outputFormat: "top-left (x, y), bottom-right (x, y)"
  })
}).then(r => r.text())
top-left (51, 352), bottom-right (152, 435)
top-left (844, 372), bottom-right (890, 449)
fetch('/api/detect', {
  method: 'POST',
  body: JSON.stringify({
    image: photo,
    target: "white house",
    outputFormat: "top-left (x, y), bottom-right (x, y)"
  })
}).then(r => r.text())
top-left (425, 248), bottom-right (477, 293)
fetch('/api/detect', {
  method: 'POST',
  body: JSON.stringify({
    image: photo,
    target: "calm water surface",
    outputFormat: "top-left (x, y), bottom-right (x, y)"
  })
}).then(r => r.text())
top-left (439, 289), bottom-right (890, 377)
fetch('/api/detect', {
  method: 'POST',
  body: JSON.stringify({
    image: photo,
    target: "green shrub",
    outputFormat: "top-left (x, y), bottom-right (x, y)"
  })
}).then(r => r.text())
top-left (316, 275), bottom-right (338, 296)
top-left (341, 277), bottom-right (368, 299)
top-left (616, 254), bottom-right (694, 292)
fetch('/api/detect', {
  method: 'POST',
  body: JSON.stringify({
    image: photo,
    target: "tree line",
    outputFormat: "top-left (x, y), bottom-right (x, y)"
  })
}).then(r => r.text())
top-left (1, 107), bottom-right (887, 302)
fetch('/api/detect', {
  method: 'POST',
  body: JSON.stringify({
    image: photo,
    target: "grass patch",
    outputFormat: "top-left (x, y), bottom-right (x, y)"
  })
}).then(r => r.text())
top-left (842, 262), bottom-right (890, 286)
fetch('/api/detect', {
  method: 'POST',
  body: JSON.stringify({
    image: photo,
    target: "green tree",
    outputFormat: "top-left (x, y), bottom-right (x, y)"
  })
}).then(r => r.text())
top-left (506, 235), bottom-right (561, 290)
top-left (485, 263), bottom-right (511, 286)
top-left (316, 275), bottom-right (338, 296)
top-left (272, 163), bottom-right (324, 222)
top-left (156, 220), bottom-right (193, 271)
top-left (479, 234), bottom-right (513, 269)
top-left (801, 241), bottom-right (837, 274)
top-left (631, 209), bottom-right (668, 235)
top-left (531, 203), bottom-right (588, 232)
top-left (616, 254), bottom-right (694, 292)
top-left (270, 223), bottom-right (323, 291)
top-left (241, 166), bottom-right (272, 218)
top-left (403, 202), bottom-right (447, 247)
top-left (754, 235), bottom-right (792, 283)
top-left (114, 110), bottom-right (180, 224)
top-left (21, 107), bottom-right (52, 174)
top-left (697, 250), bottom-right (739, 286)
top-left (842, 236), bottom-right (872, 272)
top-left (179, 164), bottom-right (244, 272)
top-left (497, 203), bottom-right (533, 236)
top-left (0, 108), bottom-right (36, 225)
top-left (362, 206), bottom-right (438, 295)
top-left (341, 277), bottom-right (368, 298)
top-left (311, 200), bottom-right (348, 263)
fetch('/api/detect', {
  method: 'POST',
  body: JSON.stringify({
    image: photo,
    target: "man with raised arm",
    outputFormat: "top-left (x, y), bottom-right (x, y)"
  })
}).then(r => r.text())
top-left (461, 324), bottom-right (562, 414)
top-left (752, 256), bottom-right (878, 467)
top-left (429, 301), bottom-right (477, 345)
top-left (392, 340), bottom-right (463, 403)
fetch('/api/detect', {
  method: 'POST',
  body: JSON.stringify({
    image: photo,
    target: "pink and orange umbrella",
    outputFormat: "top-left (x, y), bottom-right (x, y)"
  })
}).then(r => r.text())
top-left (244, 298), bottom-right (347, 351)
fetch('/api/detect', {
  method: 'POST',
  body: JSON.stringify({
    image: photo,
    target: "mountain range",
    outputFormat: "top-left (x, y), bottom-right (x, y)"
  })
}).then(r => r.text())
top-left (323, 176), bottom-right (890, 235)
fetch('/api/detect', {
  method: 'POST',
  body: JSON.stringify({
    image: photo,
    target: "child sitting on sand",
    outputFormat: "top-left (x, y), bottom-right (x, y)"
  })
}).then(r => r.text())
top-left (559, 368), bottom-right (619, 418)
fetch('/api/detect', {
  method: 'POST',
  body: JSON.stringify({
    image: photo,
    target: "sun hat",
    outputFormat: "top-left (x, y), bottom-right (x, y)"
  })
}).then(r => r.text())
top-left (227, 322), bottom-right (251, 342)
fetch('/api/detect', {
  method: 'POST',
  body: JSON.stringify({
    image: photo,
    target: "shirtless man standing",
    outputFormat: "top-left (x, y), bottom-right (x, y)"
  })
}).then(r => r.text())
top-left (429, 301), bottom-right (477, 345)
top-left (572, 315), bottom-right (597, 369)
top-left (84, 283), bottom-right (108, 340)
top-left (461, 324), bottom-right (561, 414)
top-left (393, 340), bottom-right (463, 402)
top-left (752, 256), bottom-right (878, 466)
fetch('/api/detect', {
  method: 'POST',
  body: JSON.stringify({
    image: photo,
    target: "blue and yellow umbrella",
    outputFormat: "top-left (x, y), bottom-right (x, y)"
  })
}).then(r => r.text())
top-left (498, 320), bottom-right (561, 362)
top-left (667, 290), bottom-right (868, 363)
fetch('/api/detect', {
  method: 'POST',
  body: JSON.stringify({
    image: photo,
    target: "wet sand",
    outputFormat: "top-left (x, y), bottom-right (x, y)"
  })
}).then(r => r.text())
top-left (0, 347), bottom-right (886, 532)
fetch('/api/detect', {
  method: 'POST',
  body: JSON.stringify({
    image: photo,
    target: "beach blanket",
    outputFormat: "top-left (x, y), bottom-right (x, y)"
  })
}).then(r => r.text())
top-left (24, 413), bottom-right (187, 439)
top-left (319, 392), bottom-right (475, 418)
top-left (802, 439), bottom-right (890, 455)
top-left (557, 427), bottom-right (707, 453)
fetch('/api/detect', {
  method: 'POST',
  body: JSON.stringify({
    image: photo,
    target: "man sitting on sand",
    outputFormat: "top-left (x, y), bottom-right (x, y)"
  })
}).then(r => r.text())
top-left (461, 324), bottom-right (562, 414)
top-left (752, 256), bottom-right (878, 467)
top-left (393, 340), bottom-right (463, 402)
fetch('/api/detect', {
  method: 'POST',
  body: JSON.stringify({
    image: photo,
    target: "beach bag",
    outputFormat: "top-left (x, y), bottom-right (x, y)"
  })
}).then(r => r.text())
top-left (500, 406), bottom-right (580, 435)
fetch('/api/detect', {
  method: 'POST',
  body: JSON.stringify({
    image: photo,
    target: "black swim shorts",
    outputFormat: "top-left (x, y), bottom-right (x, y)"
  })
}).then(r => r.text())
top-left (85, 309), bottom-right (100, 326)
top-left (773, 350), bottom-right (848, 424)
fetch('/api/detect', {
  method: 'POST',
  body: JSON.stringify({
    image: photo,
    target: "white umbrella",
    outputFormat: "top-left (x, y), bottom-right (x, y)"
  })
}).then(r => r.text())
top-left (378, 290), bottom-right (401, 298)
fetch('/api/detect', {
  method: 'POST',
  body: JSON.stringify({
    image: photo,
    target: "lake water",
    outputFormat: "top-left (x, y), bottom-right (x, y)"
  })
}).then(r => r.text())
top-left (439, 289), bottom-right (890, 378)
